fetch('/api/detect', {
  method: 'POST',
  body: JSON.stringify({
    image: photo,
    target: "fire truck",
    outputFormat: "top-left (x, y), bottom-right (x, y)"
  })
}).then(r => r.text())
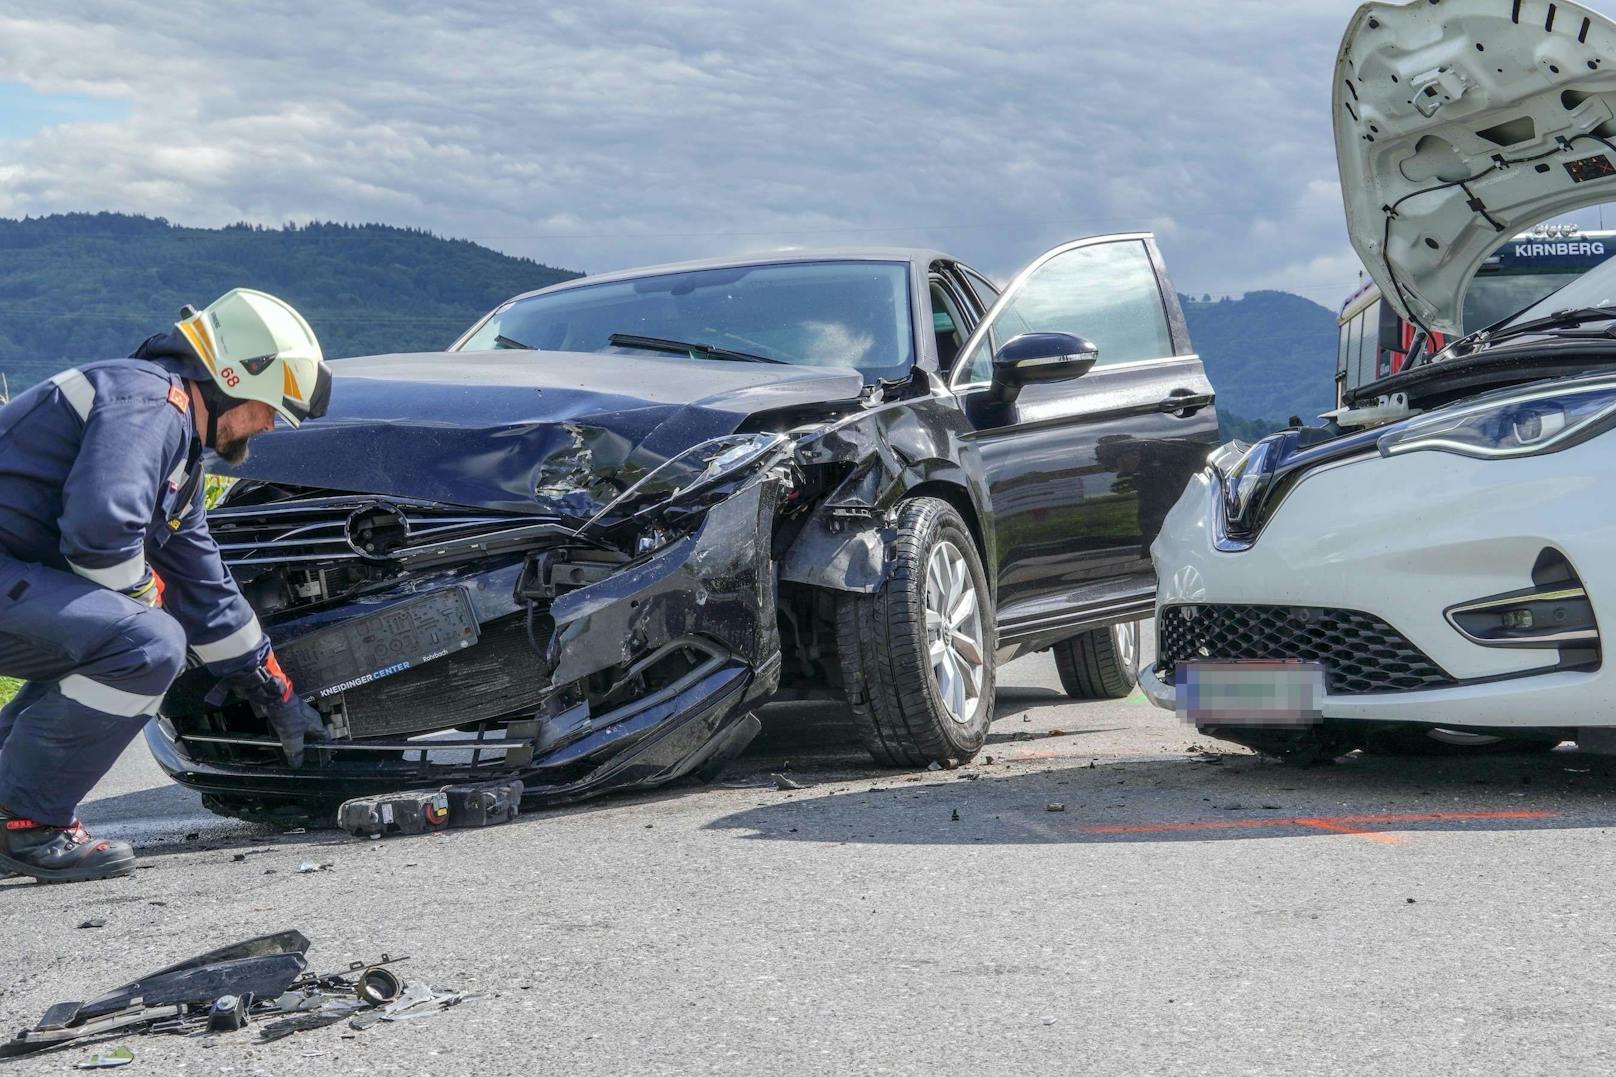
top-left (1336, 224), bottom-right (1616, 405)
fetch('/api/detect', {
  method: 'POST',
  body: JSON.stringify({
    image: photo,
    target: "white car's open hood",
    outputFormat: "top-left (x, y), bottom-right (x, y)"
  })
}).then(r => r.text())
top-left (1337, 0), bottom-right (1616, 334)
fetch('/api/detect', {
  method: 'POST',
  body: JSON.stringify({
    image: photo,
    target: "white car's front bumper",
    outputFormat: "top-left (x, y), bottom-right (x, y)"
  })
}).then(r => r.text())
top-left (1146, 438), bottom-right (1611, 730)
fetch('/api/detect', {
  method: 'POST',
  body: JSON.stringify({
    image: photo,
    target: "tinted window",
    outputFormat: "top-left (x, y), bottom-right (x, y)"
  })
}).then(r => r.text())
top-left (457, 260), bottom-right (914, 381)
top-left (959, 240), bottom-right (1173, 384)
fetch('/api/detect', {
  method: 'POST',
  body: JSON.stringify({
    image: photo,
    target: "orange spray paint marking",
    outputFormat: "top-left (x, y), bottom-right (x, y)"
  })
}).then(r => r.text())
top-left (1083, 810), bottom-right (1555, 842)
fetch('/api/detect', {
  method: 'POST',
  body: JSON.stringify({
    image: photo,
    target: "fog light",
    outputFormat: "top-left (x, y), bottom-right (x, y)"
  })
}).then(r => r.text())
top-left (1446, 586), bottom-right (1597, 648)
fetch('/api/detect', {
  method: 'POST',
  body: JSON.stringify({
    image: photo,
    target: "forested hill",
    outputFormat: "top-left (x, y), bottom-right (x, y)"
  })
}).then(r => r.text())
top-left (1181, 290), bottom-right (1342, 440)
top-left (0, 213), bottom-right (581, 393)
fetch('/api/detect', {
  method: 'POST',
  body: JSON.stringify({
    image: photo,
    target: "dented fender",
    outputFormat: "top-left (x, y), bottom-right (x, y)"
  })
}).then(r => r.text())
top-left (779, 394), bottom-right (993, 593)
top-left (546, 476), bottom-right (782, 686)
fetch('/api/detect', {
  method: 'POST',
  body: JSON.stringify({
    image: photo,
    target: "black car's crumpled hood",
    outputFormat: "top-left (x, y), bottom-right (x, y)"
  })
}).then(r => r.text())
top-left (221, 350), bottom-right (867, 516)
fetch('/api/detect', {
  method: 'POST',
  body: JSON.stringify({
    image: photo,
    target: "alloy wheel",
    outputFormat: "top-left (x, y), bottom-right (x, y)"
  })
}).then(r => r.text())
top-left (1113, 620), bottom-right (1139, 678)
top-left (924, 539), bottom-right (985, 724)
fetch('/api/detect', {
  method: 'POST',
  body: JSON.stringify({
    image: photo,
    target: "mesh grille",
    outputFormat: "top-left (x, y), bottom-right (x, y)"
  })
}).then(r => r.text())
top-left (1157, 604), bottom-right (1456, 694)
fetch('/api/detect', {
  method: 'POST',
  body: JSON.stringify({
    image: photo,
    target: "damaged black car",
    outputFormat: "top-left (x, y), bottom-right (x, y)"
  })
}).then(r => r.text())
top-left (149, 239), bottom-right (1219, 821)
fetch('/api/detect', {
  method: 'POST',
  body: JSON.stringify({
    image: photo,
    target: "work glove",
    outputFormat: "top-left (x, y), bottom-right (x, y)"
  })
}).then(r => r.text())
top-left (205, 648), bottom-right (330, 767)
top-left (255, 694), bottom-right (329, 769)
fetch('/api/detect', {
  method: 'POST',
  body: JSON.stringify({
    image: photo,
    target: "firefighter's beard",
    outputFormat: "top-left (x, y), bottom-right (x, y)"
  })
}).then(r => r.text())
top-left (215, 436), bottom-right (251, 466)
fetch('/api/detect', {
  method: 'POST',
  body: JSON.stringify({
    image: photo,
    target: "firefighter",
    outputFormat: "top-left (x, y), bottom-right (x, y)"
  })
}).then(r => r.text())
top-left (0, 289), bottom-right (333, 883)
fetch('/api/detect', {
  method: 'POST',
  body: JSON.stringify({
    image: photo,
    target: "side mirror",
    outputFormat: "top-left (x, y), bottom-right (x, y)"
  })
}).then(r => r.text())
top-left (989, 332), bottom-right (1098, 403)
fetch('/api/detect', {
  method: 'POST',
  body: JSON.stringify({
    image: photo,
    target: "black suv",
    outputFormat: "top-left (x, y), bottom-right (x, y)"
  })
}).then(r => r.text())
top-left (150, 236), bottom-right (1218, 820)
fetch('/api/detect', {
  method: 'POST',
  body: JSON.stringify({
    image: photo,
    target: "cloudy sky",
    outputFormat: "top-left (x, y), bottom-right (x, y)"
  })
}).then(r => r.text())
top-left (0, 0), bottom-right (1533, 308)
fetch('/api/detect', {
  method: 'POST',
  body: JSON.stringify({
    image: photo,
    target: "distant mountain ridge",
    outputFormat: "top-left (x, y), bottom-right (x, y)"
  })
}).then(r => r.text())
top-left (0, 212), bottom-right (581, 393)
top-left (1180, 290), bottom-right (1341, 440)
top-left (0, 214), bottom-right (1341, 442)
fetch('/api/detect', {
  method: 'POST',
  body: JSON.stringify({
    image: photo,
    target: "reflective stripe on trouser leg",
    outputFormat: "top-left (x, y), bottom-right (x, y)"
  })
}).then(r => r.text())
top-left (0, 692), bottom-right (156, 825)
top-left (0, 562), bottom-right (188, 825)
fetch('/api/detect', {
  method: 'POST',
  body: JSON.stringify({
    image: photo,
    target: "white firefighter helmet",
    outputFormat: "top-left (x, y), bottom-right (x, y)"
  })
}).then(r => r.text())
top-left (175, 288), bottom-right (332, 427)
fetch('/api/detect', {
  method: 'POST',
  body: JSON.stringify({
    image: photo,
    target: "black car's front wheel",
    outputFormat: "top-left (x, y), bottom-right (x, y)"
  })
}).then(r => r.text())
top-left (837, 498), bottom-right (995, 767)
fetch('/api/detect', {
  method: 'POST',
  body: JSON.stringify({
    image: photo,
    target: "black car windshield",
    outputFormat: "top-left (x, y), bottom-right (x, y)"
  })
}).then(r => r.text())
top-left (456, 260), bottom-right (914, 381)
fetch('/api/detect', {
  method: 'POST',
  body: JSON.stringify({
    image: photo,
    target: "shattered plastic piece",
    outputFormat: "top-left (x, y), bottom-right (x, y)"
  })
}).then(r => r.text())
top-left (444, 780), bottom-right (522, 828)
top-left (78, 919), bottom-right (106, 929)
top-left (771, 773), bottom-right (803, 791)
top-left (336, 789), bottom-right (449, 839)
top-left (927, 761), bottom-right (943, 771)
top-left (296, 862), bottom-right (334, 874)
top-left (1045, 803), bottom-right (1066, 813)
top-left (259, 999), bottom-right (366, 1042)
top-left (76, 1046), bottom-right (134, 1068)
top-left (207, 994), bottom-right (249, 1033)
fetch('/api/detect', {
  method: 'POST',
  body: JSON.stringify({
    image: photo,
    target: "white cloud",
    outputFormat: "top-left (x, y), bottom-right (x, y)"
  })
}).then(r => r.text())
top-left (0, 0), bottom-right (1370, 305)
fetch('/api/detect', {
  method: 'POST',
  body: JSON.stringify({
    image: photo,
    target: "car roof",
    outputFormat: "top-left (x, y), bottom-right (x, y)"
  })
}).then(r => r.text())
top-left (505, 247), bottom-right (959, 303)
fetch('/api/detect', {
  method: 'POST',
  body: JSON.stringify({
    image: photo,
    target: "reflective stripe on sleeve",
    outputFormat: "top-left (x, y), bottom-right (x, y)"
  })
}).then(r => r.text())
top-left (68, 553), bottom-right (147, 592)
top-left (192, 618), bottom-right (265, 665)
top-left (49, 369), bottom-right (96, 421)
top-left (58, 675), bottom-right (165, 718)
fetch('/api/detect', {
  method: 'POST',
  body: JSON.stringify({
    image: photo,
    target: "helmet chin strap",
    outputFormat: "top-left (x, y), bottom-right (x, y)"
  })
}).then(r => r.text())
top-left (193, 379), bottom-right (248, 451)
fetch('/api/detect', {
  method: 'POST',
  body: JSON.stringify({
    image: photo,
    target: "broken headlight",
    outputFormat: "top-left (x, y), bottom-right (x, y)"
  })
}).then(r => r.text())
top-left (578, 433), bottom-right (789, 540)
top-left (1378, 380), bottom-right (1616, 460)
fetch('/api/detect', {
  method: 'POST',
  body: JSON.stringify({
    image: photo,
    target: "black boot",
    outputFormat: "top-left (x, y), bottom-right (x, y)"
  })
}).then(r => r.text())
top-left (0, 814), bottom-right (135, 883)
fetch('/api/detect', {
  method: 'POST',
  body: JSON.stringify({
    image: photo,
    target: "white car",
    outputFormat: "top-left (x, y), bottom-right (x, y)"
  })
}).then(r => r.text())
top-left (1142, 0), bottom-right (1616, 759)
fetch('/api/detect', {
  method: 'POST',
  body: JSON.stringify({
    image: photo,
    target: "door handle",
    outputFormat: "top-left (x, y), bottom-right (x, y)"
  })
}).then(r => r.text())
top-left (1158, 388), bottom-right (1215, 416)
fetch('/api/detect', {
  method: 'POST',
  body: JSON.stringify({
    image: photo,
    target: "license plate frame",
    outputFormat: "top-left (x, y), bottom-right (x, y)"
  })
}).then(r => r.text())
top-left (276, 587), bottom-right (480, 701)
top-left (1174, 659), bottom-right (1327, 727)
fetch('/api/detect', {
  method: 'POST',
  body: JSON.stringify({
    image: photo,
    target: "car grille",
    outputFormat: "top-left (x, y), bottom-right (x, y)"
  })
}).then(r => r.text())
top-left (1157, 604), bottom-right (1456, 694)
top-left (340, 614), bottom-right (552, 738)
top-left (209, 495), bottom-right (529, 569)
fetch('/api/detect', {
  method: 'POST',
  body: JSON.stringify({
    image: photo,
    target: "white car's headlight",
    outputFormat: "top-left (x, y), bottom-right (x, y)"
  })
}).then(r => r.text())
top-left (1377, 381), bottom-right (1616, 460)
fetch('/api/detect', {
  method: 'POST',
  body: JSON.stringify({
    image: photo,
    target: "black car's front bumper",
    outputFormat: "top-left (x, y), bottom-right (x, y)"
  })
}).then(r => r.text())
top-left (149, 479), bottom-right (782, 808)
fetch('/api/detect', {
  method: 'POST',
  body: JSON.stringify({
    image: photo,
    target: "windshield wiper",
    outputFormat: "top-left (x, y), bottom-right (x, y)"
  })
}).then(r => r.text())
top-left (1444, 305), bottom-right (1616, 360)
top-left (494, 334), bottom-right (536, 350)
top-left (607, 333), bottom-right (785, 365)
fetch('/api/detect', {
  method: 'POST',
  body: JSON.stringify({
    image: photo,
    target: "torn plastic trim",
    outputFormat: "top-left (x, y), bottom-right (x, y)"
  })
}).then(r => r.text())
top-left (780, 393), bottom-right (993, 593)
top-left (546, 473), bottom-right (782, 687)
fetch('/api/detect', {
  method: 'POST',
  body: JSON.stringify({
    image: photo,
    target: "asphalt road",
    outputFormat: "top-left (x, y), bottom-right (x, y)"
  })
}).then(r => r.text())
top-left (7, 632), bottom-right (1616, 1074)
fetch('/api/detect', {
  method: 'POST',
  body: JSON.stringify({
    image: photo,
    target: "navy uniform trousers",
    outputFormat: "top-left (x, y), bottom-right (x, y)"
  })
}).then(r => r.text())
top-left (0, 347), bottom-right (272, 826)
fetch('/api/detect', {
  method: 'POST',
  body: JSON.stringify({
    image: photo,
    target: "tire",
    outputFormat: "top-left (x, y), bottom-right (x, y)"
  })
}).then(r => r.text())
top-left (1360, 727), bottom-right (1563, 757)
top-left (1053, 620), bottom-right (1140, 700)
top-left (836, 497), bottom-right (995, 767)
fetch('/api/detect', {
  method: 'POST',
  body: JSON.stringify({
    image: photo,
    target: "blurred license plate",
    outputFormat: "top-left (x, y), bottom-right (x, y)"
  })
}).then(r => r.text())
top-left (1175, 660), bottom-right (1325, 727)
top-left (277, 588), bottom-right (480, 700)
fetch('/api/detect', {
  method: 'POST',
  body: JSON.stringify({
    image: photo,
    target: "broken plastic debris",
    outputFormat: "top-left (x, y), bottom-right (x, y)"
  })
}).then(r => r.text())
top-left (771, 773), bottom-right (803, 791)
top-left (927, 761), bottom-right (943, 771)
top-left (296, 862), bottom-right (334, 874)
top-left (1045, 803), bottom-right (1066, 813)
top-left (78, 919), bottom-right (106, 929)
top-left (76, 1046), bottom-right (133, 1068)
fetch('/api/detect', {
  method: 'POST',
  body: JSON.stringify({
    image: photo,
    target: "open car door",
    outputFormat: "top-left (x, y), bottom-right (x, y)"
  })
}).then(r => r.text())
top-left (949, 233), bottom-right (1219, 657)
